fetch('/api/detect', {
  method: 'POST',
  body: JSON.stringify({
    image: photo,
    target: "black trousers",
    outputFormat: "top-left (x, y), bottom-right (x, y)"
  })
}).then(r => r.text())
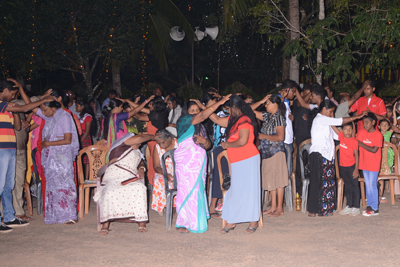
top-left (339, 164), bottom-right (360, 208)
top-left (307, 152), bottom-right (321, 213)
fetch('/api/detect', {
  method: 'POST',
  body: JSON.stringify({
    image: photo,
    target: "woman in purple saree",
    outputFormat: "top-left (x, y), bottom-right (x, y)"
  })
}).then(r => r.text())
top-left (175, 96), bottom-right (230, 233)
top-left (36, 101), bottom-right (80, 224)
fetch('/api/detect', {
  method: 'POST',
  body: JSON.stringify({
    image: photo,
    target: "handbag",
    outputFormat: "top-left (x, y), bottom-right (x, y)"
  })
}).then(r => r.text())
top-left (222, 173), bottom-right (231, 190)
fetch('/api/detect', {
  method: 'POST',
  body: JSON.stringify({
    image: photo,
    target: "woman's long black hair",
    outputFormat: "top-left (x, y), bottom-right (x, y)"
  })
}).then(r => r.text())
top-left (224, 94), bottom-right (258, 138)
top-left (76, 99), bottom-right (98, 137)
top-left (269, 94), bottom-right (286, 116)
top-left (310, 99), bottom-right (336, 122)
top-left (102, 98), bottom-right (123, 140)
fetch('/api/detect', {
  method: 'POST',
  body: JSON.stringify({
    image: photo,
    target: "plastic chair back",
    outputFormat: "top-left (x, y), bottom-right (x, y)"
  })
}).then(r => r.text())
top-left (161, 148), bottom-right (177, 230)
top-left (298, 139), bottom-right (311, 213)
top-left (161, 148), bottom-right (177, 192)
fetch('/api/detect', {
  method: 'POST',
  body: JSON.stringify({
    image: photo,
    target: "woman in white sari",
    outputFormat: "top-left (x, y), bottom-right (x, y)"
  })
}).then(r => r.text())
top-left (93, 133), bottom-right (155, 235)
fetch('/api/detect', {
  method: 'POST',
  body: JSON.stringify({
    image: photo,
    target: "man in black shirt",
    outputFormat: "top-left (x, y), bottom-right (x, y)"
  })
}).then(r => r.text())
top-left (292, 84), bottom-right (312, 195)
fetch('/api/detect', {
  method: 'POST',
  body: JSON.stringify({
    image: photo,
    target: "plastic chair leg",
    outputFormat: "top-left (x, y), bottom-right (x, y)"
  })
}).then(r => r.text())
top-left (84, 187), bottom-right (90, 214)
top-left (37, 181), bottom-right (42, 215)
top-left (337, 178), bottom-right (344, 212)
top-left (390, 179), bottom-right (395, 204)
top-left (285, 180), bottom-right (293, 212)
top-left (301, 179), bottom-right (309, 213)
top-left (78, 186), bottom-right (84, 219)
top-left (291, 174), bottom-right (296, 211)
top-left (360, 181), bottom-right (366, 207)
top-left (165, 192), bottom-right (174, 230)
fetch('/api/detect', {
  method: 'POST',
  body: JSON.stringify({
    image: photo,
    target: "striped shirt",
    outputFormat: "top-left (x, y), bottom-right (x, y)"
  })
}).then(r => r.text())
top-left (0, 101), bottom-right (16, 149)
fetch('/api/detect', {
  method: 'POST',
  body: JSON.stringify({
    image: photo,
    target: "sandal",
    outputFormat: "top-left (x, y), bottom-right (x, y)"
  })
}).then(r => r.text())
top-left (63, 219), bottom-right (77, 225)
top-left (308, 213), bottom-right (316, 217)
top-left (245, 227), bottom-right (257, 234)
top-left (220, 226), bottom-right (235, 234)
top-left (138, 227), bottom-right (147, 233)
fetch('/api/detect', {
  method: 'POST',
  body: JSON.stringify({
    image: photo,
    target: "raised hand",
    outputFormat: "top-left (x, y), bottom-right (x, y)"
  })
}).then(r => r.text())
top-left (190, 99), bottom-right (206, 110)
top-left (43, 95), bottom-right (56, 102)
top-left (6, 78), bottom-right (22, 89)
top-left (218, 94), bottom-right (232, 105)
top-left (42, 88), bottom-right (53, 98)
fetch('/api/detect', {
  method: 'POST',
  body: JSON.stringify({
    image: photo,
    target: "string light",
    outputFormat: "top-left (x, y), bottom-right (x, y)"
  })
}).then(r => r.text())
top-left (28, 0), bottom-right (37, 80)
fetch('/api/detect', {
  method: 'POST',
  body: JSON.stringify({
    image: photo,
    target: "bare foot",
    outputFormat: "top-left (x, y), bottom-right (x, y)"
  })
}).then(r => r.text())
top-left (178, 228), bottom-right (189, 233)
top-left (99, 222), bottom-right (109, 235)
top-left (263, 208), bottom-right (276, 215)
top-left (268, 210), bottom-right (284, 217)
top-left (379, 197), bottom-right (389, 204)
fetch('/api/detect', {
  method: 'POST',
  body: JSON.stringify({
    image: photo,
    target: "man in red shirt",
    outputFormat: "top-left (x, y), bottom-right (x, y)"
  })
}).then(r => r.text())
top-left (350, 80), bottom-right (386, 130)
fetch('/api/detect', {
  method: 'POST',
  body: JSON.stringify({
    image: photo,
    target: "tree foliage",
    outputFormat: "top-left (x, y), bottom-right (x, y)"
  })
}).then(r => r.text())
top-left (249, 0), bottom-right (400, 84)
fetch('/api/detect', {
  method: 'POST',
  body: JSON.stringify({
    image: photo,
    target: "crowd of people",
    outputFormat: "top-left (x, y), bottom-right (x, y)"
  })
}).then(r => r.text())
top-left (0, 78), bottom-right (399, 235)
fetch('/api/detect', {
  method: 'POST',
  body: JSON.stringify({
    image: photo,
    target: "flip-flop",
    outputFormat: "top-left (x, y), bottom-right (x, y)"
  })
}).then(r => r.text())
top-left (245, 227), bottom-right (257, 234)
top-left (210, 212), bottom-right (221, 218)
top-left (138, 227), bottom-right (147, 233)
top-left (220, 226), bottom-right (235, 234)
top-left (308, 213), bottom-right (316, 217)
top-left (63, 219), bottom-right (77, 225)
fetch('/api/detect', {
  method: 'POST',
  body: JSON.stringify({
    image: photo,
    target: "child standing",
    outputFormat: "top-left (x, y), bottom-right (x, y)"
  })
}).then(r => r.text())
top-left (332, 123), bottom-right (360, 215)
top-left (378, 119), bottom-right (394, 203)
top-left (357, 113), bottom-right (383, 216)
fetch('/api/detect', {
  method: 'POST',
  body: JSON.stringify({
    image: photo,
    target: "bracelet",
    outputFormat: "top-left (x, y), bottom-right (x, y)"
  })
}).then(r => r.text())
top-left (145, 99), bottom-right (149, 104)
top-left (139, 166), bottom-right (146, 172)
top-left (209, 107), bottom-right (214, 112)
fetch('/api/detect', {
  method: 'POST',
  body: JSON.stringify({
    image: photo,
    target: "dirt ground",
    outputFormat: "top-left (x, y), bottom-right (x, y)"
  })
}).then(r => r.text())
top-left (1, 194), bottom-right (400, 267)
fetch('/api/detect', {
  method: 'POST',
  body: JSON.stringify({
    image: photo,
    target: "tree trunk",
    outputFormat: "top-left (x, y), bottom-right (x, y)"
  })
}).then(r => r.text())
top-left (112, 59), bottom-right (122, 97)
top-left (289, 0), bottom-right (300, 84)
top-left (82, 58), bottom-right (93, 98)
top-left (282, 31), bottom-right (291, 81)
top-left (316, 0), bottom-right (325, 85)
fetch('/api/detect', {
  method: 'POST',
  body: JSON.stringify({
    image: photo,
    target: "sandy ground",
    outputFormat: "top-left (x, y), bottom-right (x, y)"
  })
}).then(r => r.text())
top-left (1, 194), bottom-right (400, 267)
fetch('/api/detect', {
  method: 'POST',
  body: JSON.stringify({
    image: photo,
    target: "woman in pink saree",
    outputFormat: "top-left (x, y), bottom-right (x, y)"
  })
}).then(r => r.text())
top-left (174, 96), bottom-right (230, 233)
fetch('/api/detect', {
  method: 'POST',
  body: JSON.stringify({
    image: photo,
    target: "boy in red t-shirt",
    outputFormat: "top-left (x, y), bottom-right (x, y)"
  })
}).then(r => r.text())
top-left (356, 113), bottom-right (383, 216)
top-left (332, 123), bottom-right (360, 215)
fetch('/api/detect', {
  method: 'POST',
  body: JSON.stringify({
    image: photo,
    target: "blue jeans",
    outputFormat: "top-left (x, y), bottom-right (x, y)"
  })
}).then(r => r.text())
top-left (284, 143), bottom-right (293, 177)
top-left (362, 170), bottom-right (379, 210)
top-left (0, 149), bottom-right (16, 223)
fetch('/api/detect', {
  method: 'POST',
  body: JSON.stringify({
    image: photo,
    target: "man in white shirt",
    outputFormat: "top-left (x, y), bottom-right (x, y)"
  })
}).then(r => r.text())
top-left (279, 79), bottom-right (297, 180)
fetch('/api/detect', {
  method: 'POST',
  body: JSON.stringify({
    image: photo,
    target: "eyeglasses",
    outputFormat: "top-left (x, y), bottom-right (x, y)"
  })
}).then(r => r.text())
top-left (264, 102), bottom-right (271, 105)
